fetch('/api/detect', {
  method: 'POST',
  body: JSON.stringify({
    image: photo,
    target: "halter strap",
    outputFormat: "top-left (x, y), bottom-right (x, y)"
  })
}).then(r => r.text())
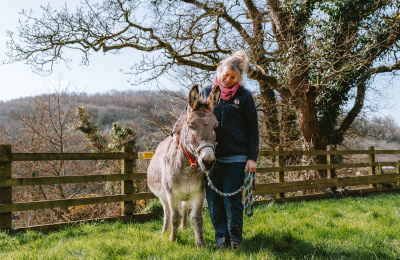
top-left (181, 143), bottom-right (197, 168)
top-left (182, 142), bottom-right (216, 168)
top-left (195, 142), bottom-right (215, 153)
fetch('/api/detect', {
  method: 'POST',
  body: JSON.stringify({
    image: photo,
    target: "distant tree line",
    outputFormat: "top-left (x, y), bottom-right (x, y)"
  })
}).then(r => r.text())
top-left (351, 117), bottom-right (400, 146)
top-left (1, 89), bottom-right (399, 151)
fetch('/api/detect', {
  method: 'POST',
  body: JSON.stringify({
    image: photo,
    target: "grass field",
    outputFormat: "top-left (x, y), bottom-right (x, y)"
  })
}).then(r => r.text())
top-left (2, 193), bottom-right (400, 259)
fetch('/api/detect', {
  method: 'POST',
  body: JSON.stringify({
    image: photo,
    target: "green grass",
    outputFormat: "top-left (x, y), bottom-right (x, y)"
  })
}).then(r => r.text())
top-left (2, 194), bottom-right (400, 259)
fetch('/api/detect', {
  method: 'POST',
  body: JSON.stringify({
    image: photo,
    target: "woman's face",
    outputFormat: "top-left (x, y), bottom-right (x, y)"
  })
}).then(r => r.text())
top-left (220, 69), bottom-right (238, 89)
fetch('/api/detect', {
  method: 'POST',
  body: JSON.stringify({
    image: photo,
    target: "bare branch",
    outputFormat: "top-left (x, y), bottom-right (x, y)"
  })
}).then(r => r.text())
top-left (371, 62), bottom-right (400, 75)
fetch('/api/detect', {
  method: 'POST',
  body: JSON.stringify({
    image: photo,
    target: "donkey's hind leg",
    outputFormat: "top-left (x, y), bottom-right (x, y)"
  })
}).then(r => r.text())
top-left (181, 201), bottom-right (189, 230)
top-left (159, 197), bottom-right (170, 234)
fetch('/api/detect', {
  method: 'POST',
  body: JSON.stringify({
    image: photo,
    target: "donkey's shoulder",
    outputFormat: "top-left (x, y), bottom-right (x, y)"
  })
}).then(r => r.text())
top-left (155, 136), bottom-right (174, 154)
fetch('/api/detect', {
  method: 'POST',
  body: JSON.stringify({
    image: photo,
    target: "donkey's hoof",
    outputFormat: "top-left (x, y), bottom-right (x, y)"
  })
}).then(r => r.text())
top-left (196, 239), bottom-right (205, 248)
top-left (169, 234), bottom-right (176, 242)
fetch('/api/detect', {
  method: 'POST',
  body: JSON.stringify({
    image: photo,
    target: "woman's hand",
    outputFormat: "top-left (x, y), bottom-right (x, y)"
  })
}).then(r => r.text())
top-left (173, 133), bottom-right (180, 149)
top-left (245, 159), bottom-right (256, 173)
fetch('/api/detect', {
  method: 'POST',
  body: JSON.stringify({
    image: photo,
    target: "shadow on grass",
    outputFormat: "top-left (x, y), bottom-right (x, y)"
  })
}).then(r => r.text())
top-left (242, 230), bottom-right (393, 259)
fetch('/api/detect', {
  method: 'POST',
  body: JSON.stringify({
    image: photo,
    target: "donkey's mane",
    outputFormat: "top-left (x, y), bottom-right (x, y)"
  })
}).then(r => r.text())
top-left (198, 96), bottom-right (207, 105)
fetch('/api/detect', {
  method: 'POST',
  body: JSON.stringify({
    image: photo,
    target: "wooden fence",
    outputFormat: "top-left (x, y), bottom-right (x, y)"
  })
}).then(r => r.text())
top-left (1, 144), bottom-right (400, 232)
top-left (0, 145), bottom-right (157, 232)
top-left (255, 146), bottom-right (400, 199)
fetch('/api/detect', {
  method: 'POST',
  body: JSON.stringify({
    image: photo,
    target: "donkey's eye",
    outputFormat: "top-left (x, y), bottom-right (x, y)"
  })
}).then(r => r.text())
top-left (189, 126), bottom-right (196, 132)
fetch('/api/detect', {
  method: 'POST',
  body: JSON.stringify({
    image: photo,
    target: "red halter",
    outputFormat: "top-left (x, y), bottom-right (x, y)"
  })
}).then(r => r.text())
top-left (181, 143), bottom-right (197, 168)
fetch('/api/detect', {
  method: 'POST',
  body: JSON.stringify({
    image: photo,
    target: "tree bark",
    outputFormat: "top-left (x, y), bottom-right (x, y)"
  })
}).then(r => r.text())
top-left (280, 103), bottom-right (300, 149)
top-left (259, 83), bottom-right (280, 149)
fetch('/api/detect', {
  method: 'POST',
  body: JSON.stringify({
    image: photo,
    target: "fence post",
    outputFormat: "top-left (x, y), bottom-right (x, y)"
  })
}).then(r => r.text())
top-left (327, 145), bottom-right (337, 192)
top-left (369, 146), bottom-right (376, 188)
top-left (121, 145), bottom-right (134, 216)
top-left (397, 163), bottom-right (400, 186)
top-left (0, 145), bottom-right (12, 231)
top-left (275, 146), bottom-right (285, 199)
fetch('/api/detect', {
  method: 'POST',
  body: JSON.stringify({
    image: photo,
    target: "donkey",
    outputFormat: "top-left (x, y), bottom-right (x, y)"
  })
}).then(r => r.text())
top-left (147, 84), bottom-right (220, 247)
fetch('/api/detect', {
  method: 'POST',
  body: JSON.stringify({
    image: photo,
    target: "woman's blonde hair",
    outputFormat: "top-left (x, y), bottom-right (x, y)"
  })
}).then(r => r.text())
top-left (216, 50), bottom-right (249, 85)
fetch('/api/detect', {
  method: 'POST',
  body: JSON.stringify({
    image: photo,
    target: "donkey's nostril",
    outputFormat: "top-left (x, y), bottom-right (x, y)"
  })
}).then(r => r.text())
top-left (203, 159), bottom-right (215, 171)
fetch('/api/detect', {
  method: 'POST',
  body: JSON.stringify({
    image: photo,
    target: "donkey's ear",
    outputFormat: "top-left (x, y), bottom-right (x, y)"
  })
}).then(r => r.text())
top-left (188, 83), bottom-right (200, 110)
top-left (206, 85), bottom-right (221, 110)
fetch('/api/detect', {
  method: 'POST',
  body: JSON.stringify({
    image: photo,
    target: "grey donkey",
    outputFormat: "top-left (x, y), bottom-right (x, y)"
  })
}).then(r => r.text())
top-left (147, 84), bottom-right (221, 247)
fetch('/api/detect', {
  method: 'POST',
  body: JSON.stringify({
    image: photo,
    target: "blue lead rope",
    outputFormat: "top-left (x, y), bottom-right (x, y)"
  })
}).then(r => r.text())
top-left (244, 169), bottom-right (255, 217)
top-left (205, 168), bottom-right (256, 217)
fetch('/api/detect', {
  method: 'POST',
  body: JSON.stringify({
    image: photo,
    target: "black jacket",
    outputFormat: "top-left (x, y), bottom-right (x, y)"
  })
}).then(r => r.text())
top-left (173, 85), bottom-right (259, 162)
top-left (201, 85), bottom-right (259, 161)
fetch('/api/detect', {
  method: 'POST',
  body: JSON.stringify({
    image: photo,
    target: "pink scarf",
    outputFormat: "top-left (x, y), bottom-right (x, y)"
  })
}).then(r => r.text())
top-left (212, 77), bottom-right (240, 101)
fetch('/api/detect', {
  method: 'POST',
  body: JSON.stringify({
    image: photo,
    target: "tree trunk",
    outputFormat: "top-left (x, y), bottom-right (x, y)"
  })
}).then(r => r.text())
top-left (292, 85), bottom-right (329, 179)
top-left (259, 83), bottom-right (280, 149)
top-left (294, 86), bottom-right (320, 151)
top-left (280, 102), bottom-right (300, 149)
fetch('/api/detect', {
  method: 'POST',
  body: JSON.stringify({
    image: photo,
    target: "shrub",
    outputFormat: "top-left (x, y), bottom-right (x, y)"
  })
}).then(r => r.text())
top-left (141, 199), bottom-right (163, 213)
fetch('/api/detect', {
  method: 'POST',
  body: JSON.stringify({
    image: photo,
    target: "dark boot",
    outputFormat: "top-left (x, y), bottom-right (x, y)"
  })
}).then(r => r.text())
top-left (216, 237), bottom-right (226, 249)
top-left (231, 240), bottom-right (242, 250)
top-left (216, 232), bottom-right (230, 249)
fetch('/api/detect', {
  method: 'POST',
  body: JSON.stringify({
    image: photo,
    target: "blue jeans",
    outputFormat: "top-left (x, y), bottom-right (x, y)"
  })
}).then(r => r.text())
top-left (205, 161), bottom-right (246, 248)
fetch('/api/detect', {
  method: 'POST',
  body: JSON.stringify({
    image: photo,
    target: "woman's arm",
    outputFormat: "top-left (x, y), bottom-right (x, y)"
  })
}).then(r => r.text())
top-left (245, 92), bottom-right (260, 164)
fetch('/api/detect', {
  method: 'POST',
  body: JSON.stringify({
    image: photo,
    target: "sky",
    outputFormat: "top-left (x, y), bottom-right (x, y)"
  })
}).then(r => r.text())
top-left (0, 1), bottom-right (155, 101)
top-left (1, 1), bottom-right (400, 125)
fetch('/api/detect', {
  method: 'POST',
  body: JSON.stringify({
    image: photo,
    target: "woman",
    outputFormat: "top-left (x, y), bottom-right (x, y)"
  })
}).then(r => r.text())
top-left (172, 50), bottom-right (259, 249)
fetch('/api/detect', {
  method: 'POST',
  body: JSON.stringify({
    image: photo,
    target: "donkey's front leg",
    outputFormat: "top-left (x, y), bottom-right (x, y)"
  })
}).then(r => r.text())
top-left (159, 197), bottom-right (170, 234)
top-left (190, 194), bottom-right (205, 247)
top-left (168, 196), bottom-right (182, 242)
top-left (181, 201), bottom-right (189, 230)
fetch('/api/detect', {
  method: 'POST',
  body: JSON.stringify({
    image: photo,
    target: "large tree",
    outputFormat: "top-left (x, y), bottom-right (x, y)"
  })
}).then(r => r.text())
top-left (6, 0), bottom-right (400, 152)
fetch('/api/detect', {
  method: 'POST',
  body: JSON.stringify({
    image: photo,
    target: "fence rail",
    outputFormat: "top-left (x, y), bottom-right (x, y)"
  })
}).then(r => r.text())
top-left (258, 150), bottom-right (400, 156)
top-left (1, 144), bottom-right (400, 231)
top-left (0, 193), bottom-right (156, 213)
top-left (255, 174), bottom-right (400, 195)
top-left (0, 152), bottom-right (137, 162)
top-left (257, 161), bottom-right (399, 173)
top-left (0, 173), bottom-right (148, 187)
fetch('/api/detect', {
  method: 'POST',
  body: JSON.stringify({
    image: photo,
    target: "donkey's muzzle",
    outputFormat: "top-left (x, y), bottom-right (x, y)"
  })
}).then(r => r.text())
top-left (197, 144), bottom-right (216, 172)
top-left (203, 158), bottom-right (216, 171)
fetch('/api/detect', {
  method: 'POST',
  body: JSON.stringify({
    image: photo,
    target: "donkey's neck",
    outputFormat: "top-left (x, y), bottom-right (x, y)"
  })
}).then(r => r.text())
top-left (165, 127), bottom-right (191, 171)
top-left (168, 110), bottom-right (205, 171)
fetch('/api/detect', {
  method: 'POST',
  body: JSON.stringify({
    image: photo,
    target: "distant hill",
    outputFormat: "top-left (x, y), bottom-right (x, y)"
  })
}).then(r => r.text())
top-left (0, 89), bottom-right (187, 151)
top-left (1, 90), bottom-right (400, 153)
